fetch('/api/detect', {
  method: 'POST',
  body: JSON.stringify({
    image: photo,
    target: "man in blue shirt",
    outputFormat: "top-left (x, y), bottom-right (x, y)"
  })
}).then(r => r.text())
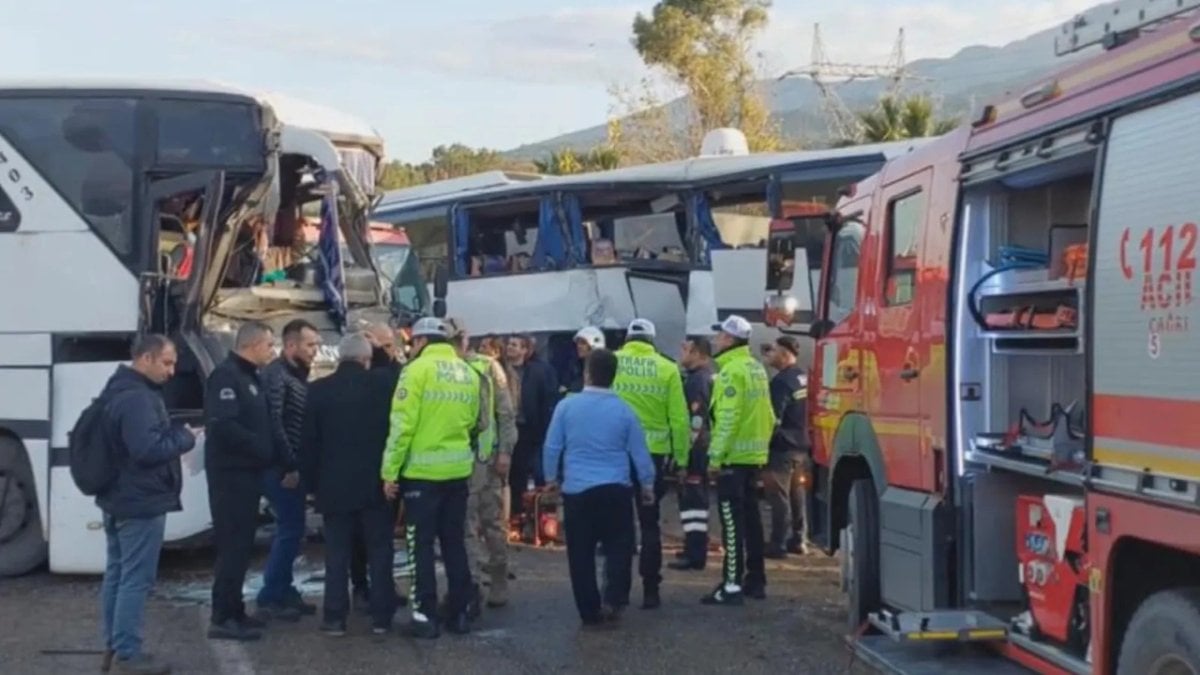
top-left (543, 349), bottom-right (656, 627)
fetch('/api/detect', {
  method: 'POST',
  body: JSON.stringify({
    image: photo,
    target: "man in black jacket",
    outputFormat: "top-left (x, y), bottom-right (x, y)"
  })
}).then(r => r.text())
top-left (205, 321), bottom-right (276, 641)
top-left (256, 319), bottom-right (320, 621)
top-left (97, 334), bottom-right (198, 675)
top-left (354, 321), bottom-right (403, 609)
top-left (762, 337), bottom-right (811, 558)
top-left (505, 334), bottom-right (559, 518)
top-left (301, 333), bottom-right (398, 635)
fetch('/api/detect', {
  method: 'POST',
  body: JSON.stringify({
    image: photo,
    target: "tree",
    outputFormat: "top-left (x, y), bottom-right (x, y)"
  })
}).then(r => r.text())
top-left (375, 143), bottom-right (535, 192)
top-left (854, 94), bottom-right (959, 144)
top-left (534, 145), bottom-right (622, 175)
top-left (617, 0), bottom-right (785, 162)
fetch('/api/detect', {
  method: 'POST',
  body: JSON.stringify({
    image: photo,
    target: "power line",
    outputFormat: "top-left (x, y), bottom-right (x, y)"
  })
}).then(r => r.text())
top-left (779, 24), bottom-right (929, 143)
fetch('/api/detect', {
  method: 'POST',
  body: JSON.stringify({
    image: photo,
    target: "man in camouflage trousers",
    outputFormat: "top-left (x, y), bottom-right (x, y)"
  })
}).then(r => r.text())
top-left (448, 319), bottom-right (518, 609)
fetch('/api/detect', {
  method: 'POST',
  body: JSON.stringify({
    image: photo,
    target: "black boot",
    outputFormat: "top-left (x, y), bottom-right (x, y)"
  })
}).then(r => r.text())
top-left (408, 618), bottom-right (440, 639)
top-left (700, 584), bottom-right (745, 606)
top-left (207, 619), bottom-right (262, 641)
top-left (641, 585), bottom-right (661, 610)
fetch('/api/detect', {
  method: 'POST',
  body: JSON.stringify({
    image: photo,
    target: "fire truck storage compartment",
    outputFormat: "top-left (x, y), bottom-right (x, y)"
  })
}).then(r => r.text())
top-left (955, 124), bottom-right (1097, 483)
top-left (947, 124), bottom-right (1098, 663)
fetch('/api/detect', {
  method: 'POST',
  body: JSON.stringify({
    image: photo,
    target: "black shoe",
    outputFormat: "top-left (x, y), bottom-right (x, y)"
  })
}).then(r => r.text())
top-left (667, 559), bottom-right (705, 571)
top-left (701, 585), bottom-right (745, 606)
top-left (601, 603), bottom-right (623, 623)
top-left (353, 587), bottom-right (371, 615)
top-left (284, 592), bottom-right (317, 616)
top-left (239, 614), bottom-right (268, 630)
top-left (743, 583), bottom-right (767, 600)
top-left (112, 654), bottom-right (172, 675)
top-left (208, 619), bottom-right (262, 641)
top-left (446, 612), bottom-right (471, 635)
top-left (257, 602), bottom-right (302, 623)
top-left (786, 539), bottom-right (810, 556)
top-left (641, 587), bottom-right (661, 610)
top-left (408, 619), bottom-right (440, 639)
top-left (764, 546), bottom-right (788, 560)
top-left (319, 620), bottom-right (346, 637)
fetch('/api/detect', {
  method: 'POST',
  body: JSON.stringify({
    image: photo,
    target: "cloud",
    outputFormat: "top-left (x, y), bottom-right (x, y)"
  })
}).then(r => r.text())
top-left (207, 0), bottom-right (1102, 89)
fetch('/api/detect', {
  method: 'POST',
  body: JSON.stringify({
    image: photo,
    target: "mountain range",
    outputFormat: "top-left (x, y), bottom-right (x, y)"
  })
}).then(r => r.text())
top-left (502, 9), bottom-right (1096, 160)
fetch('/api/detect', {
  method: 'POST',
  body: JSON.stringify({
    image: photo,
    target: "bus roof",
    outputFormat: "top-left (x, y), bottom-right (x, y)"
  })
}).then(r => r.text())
top-left (375, 139), bottom-right (927, 219)
top-left (377, 170), bottom-right (545, 209)
top-left (258, 91), bottom-right (384, 159)
top-left (0, 77), bottom-right (258, 101)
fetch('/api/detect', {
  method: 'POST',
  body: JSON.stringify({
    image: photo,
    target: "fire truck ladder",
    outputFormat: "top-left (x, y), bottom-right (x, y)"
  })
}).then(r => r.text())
top-left (1055, 0), bottom-right (1200, 55)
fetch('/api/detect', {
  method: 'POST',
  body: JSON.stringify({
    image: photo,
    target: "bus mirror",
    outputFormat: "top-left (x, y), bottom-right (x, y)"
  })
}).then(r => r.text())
top-left (432, 263), bottom-right (449, 319)
top-left (764, 293), bottom-right (799, 328)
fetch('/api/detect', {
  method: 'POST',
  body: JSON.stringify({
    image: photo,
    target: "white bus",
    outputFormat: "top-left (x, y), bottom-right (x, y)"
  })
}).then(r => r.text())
top-left (0, 80), bottom-right (397, 576)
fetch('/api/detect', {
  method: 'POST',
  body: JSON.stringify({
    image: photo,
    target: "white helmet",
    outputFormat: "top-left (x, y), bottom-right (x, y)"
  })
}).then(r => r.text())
top-left (574, 326), bottom-right (606, 350)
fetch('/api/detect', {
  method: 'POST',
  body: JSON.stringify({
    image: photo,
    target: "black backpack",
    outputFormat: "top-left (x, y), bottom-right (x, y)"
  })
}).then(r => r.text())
top-left (68, 393), bottom-right (120, 496)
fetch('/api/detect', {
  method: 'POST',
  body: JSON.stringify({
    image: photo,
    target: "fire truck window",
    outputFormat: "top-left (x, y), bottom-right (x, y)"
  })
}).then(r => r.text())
top-left (827, 220), bottom-right (864, 325)
top-left (884, 191), bottom-right (924, 306)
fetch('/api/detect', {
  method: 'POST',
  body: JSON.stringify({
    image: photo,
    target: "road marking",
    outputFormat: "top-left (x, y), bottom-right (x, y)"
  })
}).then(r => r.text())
top-left (197, 607), bottom-right (256, 675)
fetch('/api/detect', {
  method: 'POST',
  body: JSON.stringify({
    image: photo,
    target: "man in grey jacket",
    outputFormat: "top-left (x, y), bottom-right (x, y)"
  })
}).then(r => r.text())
top-left (448, 319), bottom-right (518, 609)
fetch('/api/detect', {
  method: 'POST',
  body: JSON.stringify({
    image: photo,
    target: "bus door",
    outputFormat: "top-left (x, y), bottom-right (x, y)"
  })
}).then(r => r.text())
top-left (140, 171), bottom-right (226, 337)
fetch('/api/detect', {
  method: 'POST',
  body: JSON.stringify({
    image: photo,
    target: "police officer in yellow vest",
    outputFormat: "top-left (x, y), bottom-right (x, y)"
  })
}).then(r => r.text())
top-left (702, 315), bottom-right (775, 606)
top-left (613, 318), bottom-right (690, 609)
top-left (381, 317), bottom-right (484, 638)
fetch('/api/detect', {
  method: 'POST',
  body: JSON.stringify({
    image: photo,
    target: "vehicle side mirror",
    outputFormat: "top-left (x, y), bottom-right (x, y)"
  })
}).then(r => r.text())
top-left (431, 262), bottom-right (449, 319)
top-left (823, 212), bottom-right (843, 231)
top-left (809, 319), bottom-right (835, 340)
top-left (764, 293), bottom-right (799, 328)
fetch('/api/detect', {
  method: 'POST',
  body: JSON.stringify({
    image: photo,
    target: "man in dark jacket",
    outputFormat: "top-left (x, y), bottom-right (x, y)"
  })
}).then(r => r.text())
top-left (355, 321), bottom-right (403, 609)
top-left (301, 333), bottom-right (398, 635)
top-left (670, 335), bottom-right (715, 571)
top-left (205, 321), bottom-right (276, 641)
top-left (762, 337), bottom-right (811, 558)
top-left (505, 334), bottom-right (559, 518)
top-left (97, 334), bottom-right (198, 675)
top-left (256, 319), bottom-right (320, 621)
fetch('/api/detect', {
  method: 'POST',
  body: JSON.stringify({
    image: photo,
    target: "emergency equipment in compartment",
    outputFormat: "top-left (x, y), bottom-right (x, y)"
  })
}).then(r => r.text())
top-left (1013, 495), bottom-right (1091, 656)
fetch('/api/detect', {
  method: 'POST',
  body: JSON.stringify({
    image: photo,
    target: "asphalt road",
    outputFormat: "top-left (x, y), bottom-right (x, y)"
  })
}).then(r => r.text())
top-left (2, 513), bottom-right (871, 675)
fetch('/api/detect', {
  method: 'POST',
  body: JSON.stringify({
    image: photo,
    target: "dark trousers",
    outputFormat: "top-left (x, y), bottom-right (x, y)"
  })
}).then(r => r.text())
top-left (680, 449), bottom-right (710, 566)
top-left (716, 466), bottom-right (766, 591)
top-left (764, 451), bottom-right (809, 550)
top-left (635, 454), bottom-right (667, 589)
top-left (509, 429), bottom-right (544, 516)
top-left (351, 498), bottom-right (400, 592)
top-left (404, 478), bottom-right (472, 622)
top-left (207, 469), bottom-right (262, 624)
top-left (564, 484), bottom-right (635, 621)
top-left (323, 503), bottom-right (396, 625)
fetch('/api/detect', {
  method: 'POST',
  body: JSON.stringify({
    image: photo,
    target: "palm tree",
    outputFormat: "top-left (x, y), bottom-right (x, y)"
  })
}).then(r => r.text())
top-left (850, 94), bottom-right (960, 144)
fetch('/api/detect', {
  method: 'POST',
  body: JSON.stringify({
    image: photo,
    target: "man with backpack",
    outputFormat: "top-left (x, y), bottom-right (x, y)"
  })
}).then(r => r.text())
top-left (82, 334), bottom-right (199, 675)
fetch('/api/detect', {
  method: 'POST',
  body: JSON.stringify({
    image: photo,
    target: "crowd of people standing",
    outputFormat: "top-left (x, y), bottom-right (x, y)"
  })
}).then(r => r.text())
top-left (88, 314), bottom-right (811, 674)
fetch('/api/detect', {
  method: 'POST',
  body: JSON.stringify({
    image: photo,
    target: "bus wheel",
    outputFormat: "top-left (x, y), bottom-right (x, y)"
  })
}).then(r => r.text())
top-left (0, 437), bottom-right (48, 577)
top-left (1118, 588), bottom-right (1200, 675)
top-left (843, 478), bottom-right (881, 635)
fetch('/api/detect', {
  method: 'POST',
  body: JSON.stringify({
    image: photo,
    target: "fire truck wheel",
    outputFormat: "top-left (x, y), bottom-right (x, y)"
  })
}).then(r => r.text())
top-left (1117, 588), bottom-right (1200, 675)
top-left (843, 478), bottom-right (881, 634)
top-left (0, 436), bottom-right (48, 577)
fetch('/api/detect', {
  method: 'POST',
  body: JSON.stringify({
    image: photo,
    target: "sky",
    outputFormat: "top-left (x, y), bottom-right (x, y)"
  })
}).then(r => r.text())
top-left (9, 0), bottom-right (1101, 163)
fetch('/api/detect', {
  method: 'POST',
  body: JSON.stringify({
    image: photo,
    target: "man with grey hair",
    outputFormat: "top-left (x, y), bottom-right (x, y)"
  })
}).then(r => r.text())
top-left (301, 332), bottom-right (399, 635)
top-left (205, 321), bottom-right (276, 641)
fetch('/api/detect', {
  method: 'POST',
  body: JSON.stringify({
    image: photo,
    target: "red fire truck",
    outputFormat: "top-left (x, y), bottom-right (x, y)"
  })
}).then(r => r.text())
top-left (801, 1), bottom-right (1200, 673)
